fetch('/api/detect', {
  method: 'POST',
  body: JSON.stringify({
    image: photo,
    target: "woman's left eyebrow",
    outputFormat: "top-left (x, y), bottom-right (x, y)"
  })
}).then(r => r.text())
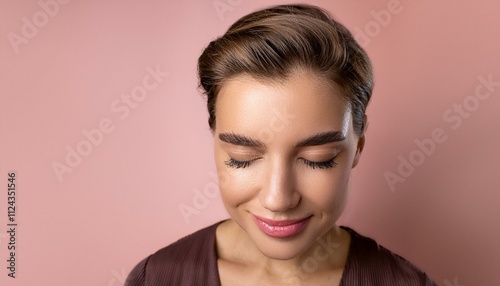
top-left (295, 131), bottom-right (346, 147)
top-left (219, 132), bottom-right (264, 147)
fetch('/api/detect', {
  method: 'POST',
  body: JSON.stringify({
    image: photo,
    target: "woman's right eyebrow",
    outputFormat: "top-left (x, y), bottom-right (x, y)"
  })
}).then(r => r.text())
top-left (218, 132), bottom-right (264, 147)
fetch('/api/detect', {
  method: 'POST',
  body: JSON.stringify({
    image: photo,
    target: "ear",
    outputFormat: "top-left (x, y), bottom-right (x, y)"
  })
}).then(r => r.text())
top-left (352, 115), bottom-right (368, 168)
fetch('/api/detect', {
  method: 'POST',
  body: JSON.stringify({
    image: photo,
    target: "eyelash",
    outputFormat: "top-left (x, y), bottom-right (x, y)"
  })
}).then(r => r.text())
top-left (224, 157), bottom-right (338, 169)
top-left (300, 158), bottom-right (338, 169)
top-left (224, 158), bottom-right (253, 169)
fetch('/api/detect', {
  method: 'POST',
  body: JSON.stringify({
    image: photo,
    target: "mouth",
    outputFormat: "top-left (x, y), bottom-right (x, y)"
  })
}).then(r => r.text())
top-left (252, 215), bottom-right (312, 239)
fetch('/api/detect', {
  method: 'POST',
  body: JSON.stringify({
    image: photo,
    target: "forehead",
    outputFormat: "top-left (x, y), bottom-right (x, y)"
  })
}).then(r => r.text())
top-left (215, 71), bottom-right (351, 134)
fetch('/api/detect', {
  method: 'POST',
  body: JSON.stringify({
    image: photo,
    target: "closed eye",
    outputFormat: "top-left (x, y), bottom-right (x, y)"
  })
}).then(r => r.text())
top-left (299, 157), bottom-right (338, 169)
top-left (224, 156), bottom-right (338, 169)
top-left (224, 158), bottom-right (255, 169)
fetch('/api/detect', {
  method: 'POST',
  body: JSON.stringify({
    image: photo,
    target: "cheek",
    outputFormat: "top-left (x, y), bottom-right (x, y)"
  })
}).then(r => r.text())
top-left (299, 159), bottom-right (353, 213)
top-left (302, 173), bottom-right (350, 210)
top-left (214, 148), bottom-right (259, 208)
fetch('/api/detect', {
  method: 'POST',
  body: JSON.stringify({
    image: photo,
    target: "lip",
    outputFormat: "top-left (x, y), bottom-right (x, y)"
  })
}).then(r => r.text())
top-left (253, 215), bottom-right (311, 238)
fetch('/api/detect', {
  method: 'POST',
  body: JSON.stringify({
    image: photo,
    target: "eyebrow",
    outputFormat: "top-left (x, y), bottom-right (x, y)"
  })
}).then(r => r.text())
top-left (218, 133), bottom-right (264, 147)
top-left (218, 131), bottom-right (346, 148)
top-left (295, 131), bottom-right (347, 147)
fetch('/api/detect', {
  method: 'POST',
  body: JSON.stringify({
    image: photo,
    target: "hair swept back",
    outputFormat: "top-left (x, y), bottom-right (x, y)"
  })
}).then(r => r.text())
top-left (198, 4), bottom-right (373, 136)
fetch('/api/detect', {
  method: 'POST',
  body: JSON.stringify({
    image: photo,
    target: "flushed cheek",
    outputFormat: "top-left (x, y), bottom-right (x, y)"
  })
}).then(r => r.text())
top-left (216, 163), bottom-right (260, 209)
top-left (300, 169), bottom-right (351, 215)
top-left (307, 146), bottom-right (357, 214)
top-left (214, 146), bottom-right (252, 208)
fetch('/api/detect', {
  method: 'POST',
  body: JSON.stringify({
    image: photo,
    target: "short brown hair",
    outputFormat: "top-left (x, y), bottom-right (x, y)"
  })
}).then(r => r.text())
top-left (198, 4), bottom-right (373, 136)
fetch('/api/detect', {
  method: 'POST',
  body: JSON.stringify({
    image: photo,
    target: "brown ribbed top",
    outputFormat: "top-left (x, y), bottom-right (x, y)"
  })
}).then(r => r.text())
top-left (125, 221), bottom-right (436, 286)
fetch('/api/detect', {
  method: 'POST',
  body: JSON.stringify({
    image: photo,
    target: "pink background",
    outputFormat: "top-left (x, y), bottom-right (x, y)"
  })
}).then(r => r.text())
top-left (1, 0), bottom-right (499, 285)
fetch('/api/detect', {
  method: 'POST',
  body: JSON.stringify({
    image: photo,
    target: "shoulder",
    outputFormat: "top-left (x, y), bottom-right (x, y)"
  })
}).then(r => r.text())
top-left (125, 221), bottom-right (223, 286)
top-left (341, 226), bottom-right (437, 286)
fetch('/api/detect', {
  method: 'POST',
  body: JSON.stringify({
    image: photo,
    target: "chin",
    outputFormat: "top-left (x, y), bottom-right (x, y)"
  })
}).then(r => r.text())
top-left (254, 235), bottom-right (313, 260)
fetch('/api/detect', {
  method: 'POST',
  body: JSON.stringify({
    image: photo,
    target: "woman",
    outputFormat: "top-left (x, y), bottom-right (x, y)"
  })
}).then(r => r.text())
top-left (126, 4), bottom-right (436, 285)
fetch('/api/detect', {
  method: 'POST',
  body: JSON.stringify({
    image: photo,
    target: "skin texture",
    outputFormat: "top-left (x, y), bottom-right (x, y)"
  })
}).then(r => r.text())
top-left (213, 69), bottom-right (366, 285)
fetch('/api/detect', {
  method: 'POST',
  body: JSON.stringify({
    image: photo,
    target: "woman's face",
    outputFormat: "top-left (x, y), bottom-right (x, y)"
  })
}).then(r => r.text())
top-left (213, 69), bottom-right (365, 260)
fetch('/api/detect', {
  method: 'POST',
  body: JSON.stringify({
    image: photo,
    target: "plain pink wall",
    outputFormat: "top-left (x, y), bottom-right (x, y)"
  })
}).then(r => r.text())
top-left (1, 0), bottom-right (499, 285)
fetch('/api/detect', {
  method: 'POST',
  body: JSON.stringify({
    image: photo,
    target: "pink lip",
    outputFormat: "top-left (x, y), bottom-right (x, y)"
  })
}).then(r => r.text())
top-left (253, 215), bottom-right (311, 238)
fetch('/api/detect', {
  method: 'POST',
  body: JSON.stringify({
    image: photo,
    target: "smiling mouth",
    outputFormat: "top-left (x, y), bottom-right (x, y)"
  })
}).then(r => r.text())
top-left (252, 215), bottom-right (312, 238)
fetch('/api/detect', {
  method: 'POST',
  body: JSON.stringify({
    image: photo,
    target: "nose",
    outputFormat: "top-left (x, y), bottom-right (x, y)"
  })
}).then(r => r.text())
top-left (259, 159), bottom-right (300, 213)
